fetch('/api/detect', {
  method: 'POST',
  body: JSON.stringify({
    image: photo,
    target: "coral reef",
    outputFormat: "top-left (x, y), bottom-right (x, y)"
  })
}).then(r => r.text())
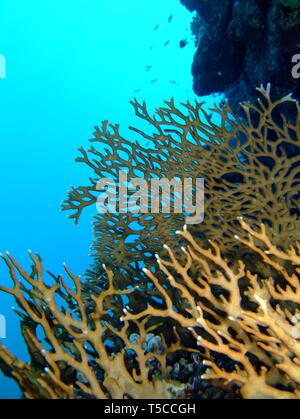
top-left (2, 218), bottom-right (300, 398)
top-left (63, 85), bottom-right (300, 287)
top-left (0, 252), bottom-right (184, 399)
top-left (124, 218), bottom-right (300, 399)
top-left (180, 0), bottom-right (300, 112)
top-left (0, 88), bottom-right (300, 399)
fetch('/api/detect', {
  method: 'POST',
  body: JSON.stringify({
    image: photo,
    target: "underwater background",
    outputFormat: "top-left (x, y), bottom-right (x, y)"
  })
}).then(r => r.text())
top-left (0, 0), bottom-right (210, 398)
top-left (0, 0), bottom-right (299, 400)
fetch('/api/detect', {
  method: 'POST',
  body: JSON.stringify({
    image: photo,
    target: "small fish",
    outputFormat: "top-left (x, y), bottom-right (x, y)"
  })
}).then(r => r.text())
top-left (154, 24), bottom-right (160, 31)
top-left (168, 14), bottom-right (173, 23)
top-left (180, 39), bottom-right (188, 49)
top-left (164, 40), bottom-right (170, 47)
top-left (150, 79), bottom-right (158, 84)
top-left (170, 80), bottom-right (178, 85)
top-left (134, 88), bottom-right (141, 93)
top-left (145, 65), bottom-right (152, 72)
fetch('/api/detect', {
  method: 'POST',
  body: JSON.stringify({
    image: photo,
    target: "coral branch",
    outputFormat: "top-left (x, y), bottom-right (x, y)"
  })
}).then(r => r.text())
top-left (63, 85), bottom-right (300, 287)
top-left (0, 256), bottom-right (183, 399)
top-left (124, 219), bottom-right (300, 399)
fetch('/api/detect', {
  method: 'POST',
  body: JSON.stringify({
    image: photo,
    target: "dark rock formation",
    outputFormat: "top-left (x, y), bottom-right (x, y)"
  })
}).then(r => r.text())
top-left (180, 0), bottom-right (300, 112)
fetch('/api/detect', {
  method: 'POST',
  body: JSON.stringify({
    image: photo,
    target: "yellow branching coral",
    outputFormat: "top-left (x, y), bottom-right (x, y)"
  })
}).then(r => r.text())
top-left (123, 219), bottom-right (300, 399)
top-left (2, 86), bottom-right (300, 399)
top-left (63, 84), bottom-right (300, 284)
top-left (0, 252), bottom-right (183, 399)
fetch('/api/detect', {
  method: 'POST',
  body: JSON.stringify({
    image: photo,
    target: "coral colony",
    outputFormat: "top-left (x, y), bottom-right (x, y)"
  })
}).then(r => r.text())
top-left (0, 85), bottom-right (300, 399)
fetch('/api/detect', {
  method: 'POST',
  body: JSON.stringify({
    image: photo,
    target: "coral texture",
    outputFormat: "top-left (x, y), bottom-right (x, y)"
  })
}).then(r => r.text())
top-left (124, 218), bottom-right (300, 399)
top-left (1, 88), bottom-right (300, 399)
top-left (63, 85), bottom-right (300, 287)
top-left (2, 218), bottom-right (300, 398)
top-left (0, 252), bottom-right (183, 399)
top-left (180, 0), bottom-right (300, 112)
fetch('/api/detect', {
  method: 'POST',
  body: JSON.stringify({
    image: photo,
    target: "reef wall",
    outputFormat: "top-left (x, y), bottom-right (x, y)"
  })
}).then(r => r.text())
top-left (180, 0), bottom-right (300, 111)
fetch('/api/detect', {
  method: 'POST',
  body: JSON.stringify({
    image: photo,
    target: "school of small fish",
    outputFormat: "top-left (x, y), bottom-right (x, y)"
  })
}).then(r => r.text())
top-left (133, 13), bottom-right (190, 95)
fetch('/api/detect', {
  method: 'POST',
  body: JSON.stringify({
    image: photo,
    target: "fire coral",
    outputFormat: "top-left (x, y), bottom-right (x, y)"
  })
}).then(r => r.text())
top-left (0, 253), bottom-right (183, 399)
top-left (63, 84), bottom-right (300, 288)
top-left (123, 218), bottom-right (300, 399)
top-left (0, 87), bottom-right (300, 399)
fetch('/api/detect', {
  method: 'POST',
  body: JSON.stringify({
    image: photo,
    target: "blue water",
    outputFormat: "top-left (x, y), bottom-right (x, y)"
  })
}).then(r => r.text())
top-left (0, 0), bottom-right (213, 398)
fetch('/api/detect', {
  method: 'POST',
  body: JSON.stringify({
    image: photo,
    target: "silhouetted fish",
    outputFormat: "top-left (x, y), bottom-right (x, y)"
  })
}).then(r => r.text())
top-left (180, 39), bottom-right (188, 48)
top-left (134, 89), bottom-right (141, 93)
top-left (164, 40), bottom-right (170, 47)
top-left (168, 14), bottom-right (173, 23)
top-left (154, 24), bottom-right (159, 31)
top-left (170, 80), bottom-right (178, 85)
top-left (150, 79), bottom-right (158, 83)
top-left (145, 65), bottom-right (152, 72)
